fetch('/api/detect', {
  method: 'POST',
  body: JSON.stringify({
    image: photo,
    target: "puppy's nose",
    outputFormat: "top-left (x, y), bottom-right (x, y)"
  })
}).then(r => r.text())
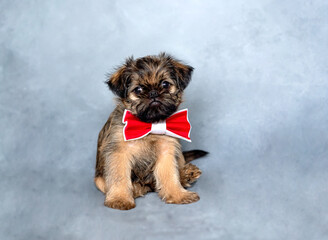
top-left (149, 90), bottom-right (159, 99)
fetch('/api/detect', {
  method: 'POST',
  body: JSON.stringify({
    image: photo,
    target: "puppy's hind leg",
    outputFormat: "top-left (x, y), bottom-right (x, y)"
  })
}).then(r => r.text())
top-left (132, 182), bottom-right (152, 198)
top-left (177, 152), bottom-right (202, 188)
top-left (94, 176), bottom-right (106, 193)
top-left (179, 163), bottom-right (202, 188)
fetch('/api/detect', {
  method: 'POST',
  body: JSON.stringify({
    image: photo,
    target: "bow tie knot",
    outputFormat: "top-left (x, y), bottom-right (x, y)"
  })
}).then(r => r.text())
top-left (151, 121), bottom-right (167, 135)
top-left (122, 109), bottom-right (191, 142)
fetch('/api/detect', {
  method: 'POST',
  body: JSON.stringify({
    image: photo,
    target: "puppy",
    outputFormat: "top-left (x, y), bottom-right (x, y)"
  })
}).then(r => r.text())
top-left (95, 53), bottom-right (207, 210)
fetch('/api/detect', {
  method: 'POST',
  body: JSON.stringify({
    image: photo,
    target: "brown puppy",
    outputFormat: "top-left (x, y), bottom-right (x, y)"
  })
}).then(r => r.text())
top-left (95, 53), bottom-right (207, 210)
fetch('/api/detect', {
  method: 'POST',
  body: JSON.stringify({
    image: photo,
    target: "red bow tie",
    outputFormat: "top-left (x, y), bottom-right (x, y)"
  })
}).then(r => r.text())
top-left (122, 109), bottom-right (191, 142)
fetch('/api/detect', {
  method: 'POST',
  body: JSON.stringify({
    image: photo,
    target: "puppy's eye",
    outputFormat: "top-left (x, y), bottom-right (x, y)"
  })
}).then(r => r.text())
top-left (161, 81), bottom-right (171, 89)
top-left (133, 86), bottom-right (143, 94)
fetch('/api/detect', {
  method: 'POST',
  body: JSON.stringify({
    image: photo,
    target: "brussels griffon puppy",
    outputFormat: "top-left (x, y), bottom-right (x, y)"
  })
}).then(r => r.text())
top-left (95, 53), bottom-right (207, 210)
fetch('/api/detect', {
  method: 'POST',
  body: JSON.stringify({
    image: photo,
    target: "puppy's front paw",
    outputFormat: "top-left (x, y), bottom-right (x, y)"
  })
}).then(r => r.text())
top-left (104, 197), bottom-right (136, 210)
top-left (164, 190), bottom-right (200, 204)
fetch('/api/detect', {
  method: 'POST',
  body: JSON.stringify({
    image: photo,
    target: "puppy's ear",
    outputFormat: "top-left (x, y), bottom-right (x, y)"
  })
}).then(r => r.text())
top-left (106, 57), bottom-right (133, 98)
top-left (163, 54), bottom-right (193, 90)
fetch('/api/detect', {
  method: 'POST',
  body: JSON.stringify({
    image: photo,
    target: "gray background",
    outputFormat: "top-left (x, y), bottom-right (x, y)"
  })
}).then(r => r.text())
top-left (1, 0), bottom-right (327, 239)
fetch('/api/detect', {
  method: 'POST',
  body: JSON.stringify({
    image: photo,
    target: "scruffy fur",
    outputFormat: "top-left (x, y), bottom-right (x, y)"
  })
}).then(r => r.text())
top-left (95, 53), bottom-right (207, 210)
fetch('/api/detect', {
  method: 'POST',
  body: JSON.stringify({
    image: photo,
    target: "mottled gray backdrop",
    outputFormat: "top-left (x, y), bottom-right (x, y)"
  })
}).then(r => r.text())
top-left (1, 0), bottom-right (327, 239)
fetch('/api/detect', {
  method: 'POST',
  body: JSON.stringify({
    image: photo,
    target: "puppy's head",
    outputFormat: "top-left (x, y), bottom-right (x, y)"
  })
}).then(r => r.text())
top-left (106, 53), bottom-right (193, 123)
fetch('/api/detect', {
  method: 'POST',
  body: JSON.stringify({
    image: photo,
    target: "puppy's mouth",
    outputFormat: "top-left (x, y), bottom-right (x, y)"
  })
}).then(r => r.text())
top-left (136, 99), bottom-right (177, 123)
top-left (149, 100), bottom-right (161, 107)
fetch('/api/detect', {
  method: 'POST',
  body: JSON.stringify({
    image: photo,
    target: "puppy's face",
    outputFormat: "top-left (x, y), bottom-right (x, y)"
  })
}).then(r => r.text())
top-left (106, 53), bottom-right (193, 123)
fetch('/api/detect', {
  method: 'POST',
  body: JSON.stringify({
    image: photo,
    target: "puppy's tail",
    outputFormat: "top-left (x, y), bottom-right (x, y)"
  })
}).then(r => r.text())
top-left (183, 150), bottom-right (209, 163)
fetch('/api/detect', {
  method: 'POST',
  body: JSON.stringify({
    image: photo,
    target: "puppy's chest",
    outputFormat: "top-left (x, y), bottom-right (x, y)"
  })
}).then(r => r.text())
top-left (128, 140), bottom-right (158, 182)
top-left (124, 135), bottom-right (178, 181)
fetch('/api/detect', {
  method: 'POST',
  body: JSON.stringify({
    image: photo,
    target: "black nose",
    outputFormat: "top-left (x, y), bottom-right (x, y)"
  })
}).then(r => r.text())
top-left (149, 90), bottom-right (159, 99)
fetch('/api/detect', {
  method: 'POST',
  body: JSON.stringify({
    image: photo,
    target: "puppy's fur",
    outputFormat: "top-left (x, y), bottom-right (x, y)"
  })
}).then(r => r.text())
top-left (95, 53), bottom-right (207, 210)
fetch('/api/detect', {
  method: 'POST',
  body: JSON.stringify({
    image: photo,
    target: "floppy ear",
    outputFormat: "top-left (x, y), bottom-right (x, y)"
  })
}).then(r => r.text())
top-left (106, 58), bottom-right (133, 98)
top-left (166, 55), bottom-right (193, 90)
